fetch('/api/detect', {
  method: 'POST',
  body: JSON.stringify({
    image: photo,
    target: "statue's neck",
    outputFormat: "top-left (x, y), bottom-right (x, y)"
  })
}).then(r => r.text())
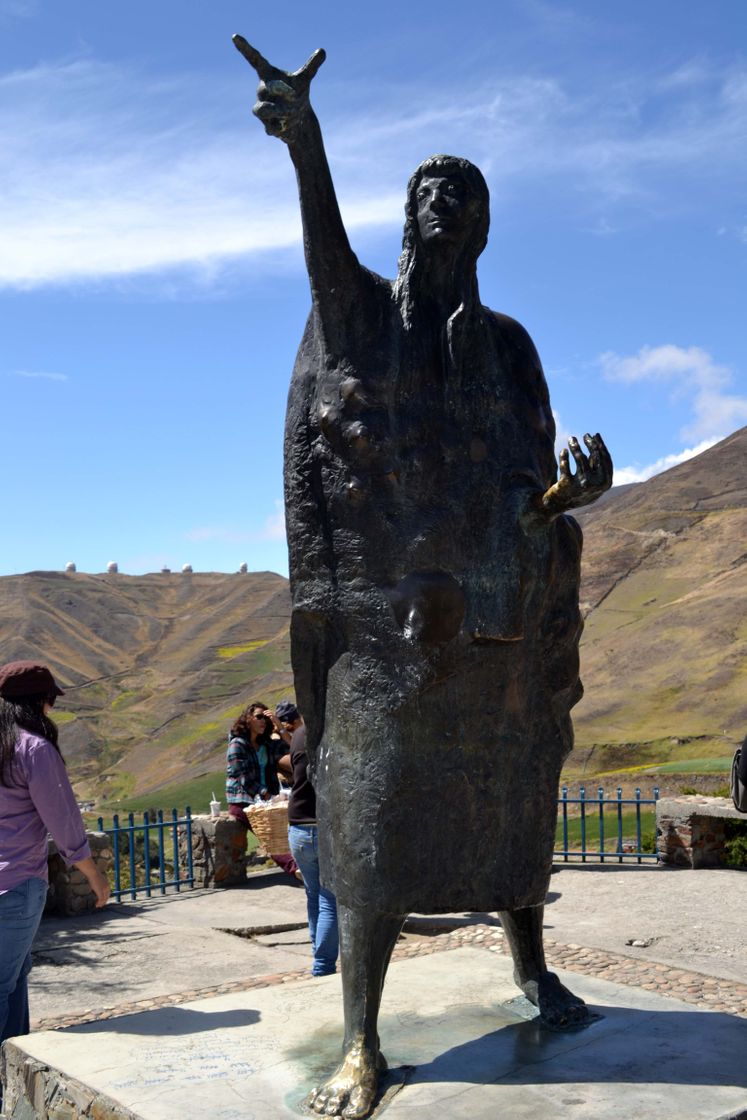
top-left (420, 254), bottom-right (478, 320)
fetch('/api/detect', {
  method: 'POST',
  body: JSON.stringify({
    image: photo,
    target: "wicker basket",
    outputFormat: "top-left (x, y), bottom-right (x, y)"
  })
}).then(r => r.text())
top-left (245, 801), bottom-right (290, 856)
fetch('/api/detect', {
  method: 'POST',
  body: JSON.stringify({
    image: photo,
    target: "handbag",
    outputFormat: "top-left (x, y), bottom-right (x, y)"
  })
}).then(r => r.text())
top-left (731, 748), bottom-right (747, 813)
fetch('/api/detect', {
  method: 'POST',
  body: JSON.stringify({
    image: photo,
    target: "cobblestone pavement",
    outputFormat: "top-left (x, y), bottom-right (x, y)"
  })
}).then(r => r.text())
top-left (32, 923), bottom-right (747, 1033)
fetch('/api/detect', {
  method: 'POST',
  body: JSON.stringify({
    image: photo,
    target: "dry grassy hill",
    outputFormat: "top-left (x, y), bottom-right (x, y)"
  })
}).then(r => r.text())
top-left (0, 570), bottom-right (292, 799)
top-left (571, 425), bottom-right (746, 778)
top-left (0, 426), bottom-right (744, 800)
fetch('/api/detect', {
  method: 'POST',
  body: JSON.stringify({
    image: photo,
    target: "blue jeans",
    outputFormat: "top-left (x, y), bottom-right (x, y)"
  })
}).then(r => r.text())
top-left (288, 825), bottom-right (339, 976)
top-left (0, 877), bottom-right (47, 1048)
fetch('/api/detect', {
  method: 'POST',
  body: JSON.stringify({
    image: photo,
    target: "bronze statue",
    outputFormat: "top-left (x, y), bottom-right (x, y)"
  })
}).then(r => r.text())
top-left (234, 37), bottom-right (613, 1119)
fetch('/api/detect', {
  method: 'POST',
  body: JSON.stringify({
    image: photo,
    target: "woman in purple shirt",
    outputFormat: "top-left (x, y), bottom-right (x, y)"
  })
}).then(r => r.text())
top-left (0, 661), bottom-right (109, 1062)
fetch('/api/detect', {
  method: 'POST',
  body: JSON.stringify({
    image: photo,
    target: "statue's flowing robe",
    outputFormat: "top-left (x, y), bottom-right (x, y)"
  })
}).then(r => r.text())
top-left (284, 267), bottom-right (583, 915)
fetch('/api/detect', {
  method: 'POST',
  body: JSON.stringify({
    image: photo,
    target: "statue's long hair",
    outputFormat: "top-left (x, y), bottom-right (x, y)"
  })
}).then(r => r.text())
top-left (393, 155), bottom-right (490, 342)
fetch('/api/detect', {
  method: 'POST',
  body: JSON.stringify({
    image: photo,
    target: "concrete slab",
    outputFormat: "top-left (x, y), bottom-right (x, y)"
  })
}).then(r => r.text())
top-left (405, 866), bottom-right (747, 983)
top-left (541, 865), bottom-right (747, 983)
top-left (7, 948), bottom-right (747, 1120)
top-left (30, 875), bottom-right (310, 1022)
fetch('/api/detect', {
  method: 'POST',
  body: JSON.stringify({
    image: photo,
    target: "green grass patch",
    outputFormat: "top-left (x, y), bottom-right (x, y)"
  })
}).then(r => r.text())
top-left (111, 689), bottom-right (145, 711)
top-left (100, 772), bottom-right (135, 802)
top-left (556, 809), bottom-right (656, 851)
top-left (217, 640), bottom-right (269, 659)
top-left (620, 756), bottom-right (732, 776)
top-left (724, 822), bottom-right (747, 868)
top-left (98, 769), bottom-right (228, 819)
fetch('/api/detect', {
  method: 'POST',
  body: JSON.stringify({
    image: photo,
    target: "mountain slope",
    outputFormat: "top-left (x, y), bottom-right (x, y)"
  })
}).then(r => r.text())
top-left (0, 570), bottom-right (293, 797)
top-left (571, 426), bottom-right (747, 768)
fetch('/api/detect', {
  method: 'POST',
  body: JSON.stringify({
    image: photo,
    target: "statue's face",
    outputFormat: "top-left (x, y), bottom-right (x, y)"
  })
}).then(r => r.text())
top-left (415, 173), bottom-right (480, 247)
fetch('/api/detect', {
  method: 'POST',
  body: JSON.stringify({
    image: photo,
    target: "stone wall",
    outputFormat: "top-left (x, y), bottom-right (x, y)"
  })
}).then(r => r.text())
top-left (656, 796), bottom-right (746, 868)
top-left (45, 833), bottom-right (112, 917)
top-left (1, 1043), bottom-right (135, 1120)
top-left (179, 814), bottom-right (265, 888)
top-left (42, 816), bottom-right (262, 917)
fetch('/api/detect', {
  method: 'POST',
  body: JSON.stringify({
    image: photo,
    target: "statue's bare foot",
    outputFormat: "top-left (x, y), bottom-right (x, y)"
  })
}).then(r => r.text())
top-left (307, 1039), bottom-right (385, 1119)
top-left (519, 970), bottom-right (591, 1030)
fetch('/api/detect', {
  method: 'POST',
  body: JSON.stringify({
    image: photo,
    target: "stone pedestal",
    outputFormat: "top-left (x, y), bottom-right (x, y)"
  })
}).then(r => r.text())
top-left (656, 796), bottom-right (747, 868)
top-left (3, 949), bottom-right (746, 1119)
top-left (180, 814), bottom-right (249, 887)
top-left (45, 833), bottom-right (112, 917)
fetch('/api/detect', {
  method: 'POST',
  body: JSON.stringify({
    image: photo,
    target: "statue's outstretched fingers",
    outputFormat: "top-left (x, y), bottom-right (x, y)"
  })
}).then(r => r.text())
top-left (293, 48), bottom-right (327, 86)
top-left (568, 435), bottom-right (588, 480)
top-left (558, 447), bottom-right (571, 480)
top-left (583, 433), bottom-right (599, 471)
top-left (595, 433), bottom-right (614, 479)
top-left (585, 432), bottom-right (613, 483)
top-left (232, 35), bottom-right (275, 80)
top-left (253, 103), bottom-right (289, 137)
top-left (263, 78), bottom-right (295, 99)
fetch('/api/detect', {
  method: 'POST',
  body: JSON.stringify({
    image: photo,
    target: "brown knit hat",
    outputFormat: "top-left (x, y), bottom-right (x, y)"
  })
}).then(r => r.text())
top-left (0, 661), bottom-right (65, 700)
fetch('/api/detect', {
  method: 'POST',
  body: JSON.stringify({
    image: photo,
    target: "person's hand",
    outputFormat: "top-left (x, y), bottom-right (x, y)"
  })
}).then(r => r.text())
top-left (87, 867), bottom-right (111, 908)
top-left (232, 36), bottom-right (326, 145)
top-left (540, 433), bottom-right (613, 516)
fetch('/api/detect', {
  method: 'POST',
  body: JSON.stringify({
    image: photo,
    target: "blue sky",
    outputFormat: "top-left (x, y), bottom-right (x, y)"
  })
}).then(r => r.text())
top-left (1, 0), bottom-right (745, 576)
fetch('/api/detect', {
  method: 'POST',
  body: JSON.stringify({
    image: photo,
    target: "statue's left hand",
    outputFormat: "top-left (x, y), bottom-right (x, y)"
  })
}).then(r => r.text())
top-left (540, 433), bottom-right (613, 516)
top-left (232, 35), bottom-right (326, 145)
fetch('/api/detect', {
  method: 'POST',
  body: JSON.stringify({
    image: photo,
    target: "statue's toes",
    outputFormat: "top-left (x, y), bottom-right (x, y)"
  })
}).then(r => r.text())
top-left (307, 1086), bottom-right (330, 1114)
top-left (538, 974), bottom-right (591, 1030)
top-left (342, 1083), bottom-right (377, 1119)
top-left (306, 1083), bottom-right (348, 1118)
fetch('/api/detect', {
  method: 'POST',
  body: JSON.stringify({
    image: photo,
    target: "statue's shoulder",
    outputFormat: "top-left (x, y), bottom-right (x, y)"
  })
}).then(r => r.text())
top-left (484, 309), bottom-right (540, 360)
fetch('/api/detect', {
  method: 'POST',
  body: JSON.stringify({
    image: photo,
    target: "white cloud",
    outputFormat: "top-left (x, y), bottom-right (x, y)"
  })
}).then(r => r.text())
top-left (600, 344), bottom-right (747, 444)
top-left (183, 526), bottom-right (253, 544)
top-left (0, 0), bottom-right (37, 19)
top-left (259, 501), bottom-right (286, 542)
top-left (183, 504), bottom-right (285, 544)
top-left (0, 54), bottom-right (745, 288)
top-left (552, 409), bottom-right (574, 461)
top-left (8, 369), bottom-right (68, 381)
top-left (613, 438), bottom-right (719, 486)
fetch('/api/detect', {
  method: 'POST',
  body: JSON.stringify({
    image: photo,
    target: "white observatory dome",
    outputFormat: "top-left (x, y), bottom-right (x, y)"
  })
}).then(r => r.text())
top-left (182, 563), bottom-right (193, 573)
top-left (65, 562), bottom-right (76, 573)
top-left (106, 561), bottom-right (118, 574)
top-left (238, 562), bottom-right (248, 574)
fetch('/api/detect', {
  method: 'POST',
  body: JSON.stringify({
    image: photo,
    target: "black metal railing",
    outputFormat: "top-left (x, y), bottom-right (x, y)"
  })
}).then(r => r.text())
top-left (555, 786), bottom-right (660, 863)
top-left (97, 808), bottom-right (194, 901)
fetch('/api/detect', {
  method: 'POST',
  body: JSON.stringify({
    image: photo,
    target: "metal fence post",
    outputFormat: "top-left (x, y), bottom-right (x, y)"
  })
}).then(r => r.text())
top-left (111, 813), bottom-right (122, 901)
top-left (127, 812), bottom-right (137, 900)
top-left (171, 809), bottom-right (180, 891)
top-left (615, 787), bottom-right (624, 861)
top-left (157, 810), bottom-right (167, 894)
top-left (634, 788), bottom-right (642, 864)
top-left (560, 786), bottom-right (569, 862)
top-left (184, 807), bottom-right (194, 886)
top-left (142, 812), bottom-right (152, 898)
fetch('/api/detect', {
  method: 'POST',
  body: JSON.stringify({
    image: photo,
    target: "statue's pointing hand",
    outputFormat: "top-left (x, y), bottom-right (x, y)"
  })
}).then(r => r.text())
top-left (540, 433), bottom-right (613, 516)
top-left (233, 35), bottom-right (326, 143)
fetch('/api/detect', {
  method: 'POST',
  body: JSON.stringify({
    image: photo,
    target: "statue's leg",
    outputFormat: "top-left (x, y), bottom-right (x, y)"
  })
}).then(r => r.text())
top-left (498, 904), bottom-right (590, 1029)
top-left (308, 905), bottom-right (405, 1119)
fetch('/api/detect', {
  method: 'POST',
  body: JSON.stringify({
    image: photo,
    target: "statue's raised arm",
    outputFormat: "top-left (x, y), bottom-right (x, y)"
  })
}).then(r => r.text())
top-left (233, 36), bottom-right (362, 339)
